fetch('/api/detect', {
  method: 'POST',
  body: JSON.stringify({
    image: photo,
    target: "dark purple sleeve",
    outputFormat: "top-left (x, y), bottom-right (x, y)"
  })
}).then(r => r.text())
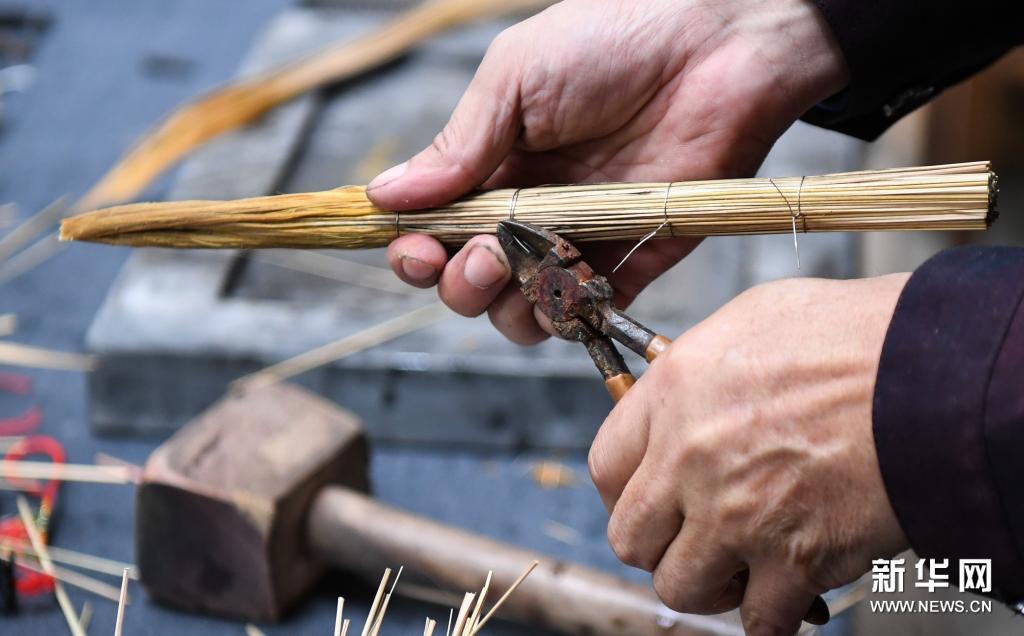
top-left (874, 246), bottom-right (1024, 606)
top-left (801, 2), bottom-right (1024, 140)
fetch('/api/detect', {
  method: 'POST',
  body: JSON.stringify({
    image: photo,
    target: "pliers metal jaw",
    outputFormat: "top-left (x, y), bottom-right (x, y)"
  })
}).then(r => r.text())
top-left (497, 220), bottom-right (671, 400)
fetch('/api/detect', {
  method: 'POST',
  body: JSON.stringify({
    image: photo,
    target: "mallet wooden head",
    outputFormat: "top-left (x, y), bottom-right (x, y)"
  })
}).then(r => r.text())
top-left (135, 382), bottom-right (370, 622)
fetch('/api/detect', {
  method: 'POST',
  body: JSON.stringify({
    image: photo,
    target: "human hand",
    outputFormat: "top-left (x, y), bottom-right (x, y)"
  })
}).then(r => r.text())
top-left (588, 274), bottom-right (912, 635)
top-left (368, 0), bottom-right (848, 344)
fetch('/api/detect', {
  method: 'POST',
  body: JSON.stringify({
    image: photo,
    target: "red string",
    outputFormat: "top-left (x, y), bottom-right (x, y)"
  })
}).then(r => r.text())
top-left (1, 436), bottom-right (66, 598)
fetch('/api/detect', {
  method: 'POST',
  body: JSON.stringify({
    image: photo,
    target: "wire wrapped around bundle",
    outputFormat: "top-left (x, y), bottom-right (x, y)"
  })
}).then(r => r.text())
top-left (59, 162), bottom-right (998, 249)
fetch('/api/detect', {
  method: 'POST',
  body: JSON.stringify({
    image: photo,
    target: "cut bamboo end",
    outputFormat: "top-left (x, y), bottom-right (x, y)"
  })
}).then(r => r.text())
top-left (60, 162), bottom-right (997, 250)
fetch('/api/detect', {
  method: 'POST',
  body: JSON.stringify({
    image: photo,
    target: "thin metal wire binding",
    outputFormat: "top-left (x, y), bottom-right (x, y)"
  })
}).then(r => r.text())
top-left (507, 188), bottom-right (522, 221)
top-left (663, 181), bottom-right (676, 238)
top-left (611, 182), bottom-right (675, 274)
top-left (395, 211), bottom-right (401, 240)
top-left (768, 176), bottom-right (807, 270)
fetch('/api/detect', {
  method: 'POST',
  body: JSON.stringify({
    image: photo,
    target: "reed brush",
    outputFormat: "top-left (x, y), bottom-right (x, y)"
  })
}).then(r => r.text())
top-left (60, 162), bottom-right (997, 250)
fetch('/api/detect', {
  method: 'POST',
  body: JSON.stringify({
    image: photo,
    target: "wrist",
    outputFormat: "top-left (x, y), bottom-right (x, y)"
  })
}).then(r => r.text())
top-left (732, 0), bottom-right (850, 121)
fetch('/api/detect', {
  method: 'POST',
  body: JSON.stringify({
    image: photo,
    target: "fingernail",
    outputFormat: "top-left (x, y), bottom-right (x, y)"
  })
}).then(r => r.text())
top-left (464, 245), bottom-right (508, 290)
top-left (399, 255), bottom-right (436, 282)
top-left (368, 161), bottom-right (408, 190)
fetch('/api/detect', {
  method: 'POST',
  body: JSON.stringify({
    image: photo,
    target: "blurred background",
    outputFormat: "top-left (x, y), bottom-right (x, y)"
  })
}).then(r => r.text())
top-left (0, 1), bottom-right (1021, 634)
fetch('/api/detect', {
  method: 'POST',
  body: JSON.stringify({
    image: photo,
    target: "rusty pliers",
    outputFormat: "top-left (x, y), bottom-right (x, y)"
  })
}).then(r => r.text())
top-left (497, 220), bottom-right (673, 402)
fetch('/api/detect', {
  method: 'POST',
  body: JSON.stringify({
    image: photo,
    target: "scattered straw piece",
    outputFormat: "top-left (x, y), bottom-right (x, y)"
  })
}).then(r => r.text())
top-left (0, 342), bottom-right (96, 373)
top-left (0, 196), bottom-right (67, 263)
top-left (471, 561), bottom-right (539, 635)
top-left (10, 557), bottom-right (123, 602)
top-left (530, 460), bottom-right (578, 489)
top-left (0, 314), bottom-right (15, 337)
top-left (0, 234), bottom-right (68, 286)
top-left (1, 460), bottom-right (135, 485)
top-left (233, 303), bottom-right (450, 391)
top-left (255, 250), bottom-right (419, 295)
top-left (467, 572), bottom-right (491, 634)
top-left (114, 568), bottom-right (129, 636)
top-left (0, 537), bottom-right (138, 579)
top-left (543, 520), bottom-right (581, 546)
top-left (451, 593), bottom-right (475, 636)
top-left (334, 597), bottom-right (345, 636)
top-left (360, 568), bottom-right (392, 636)
top-left (79, 601), bottom-right (93, 633)
top-left (16, 496), bottom-right (85, 636)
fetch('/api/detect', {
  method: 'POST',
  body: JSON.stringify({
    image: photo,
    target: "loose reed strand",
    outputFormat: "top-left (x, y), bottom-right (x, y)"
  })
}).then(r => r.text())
top-left (16, 496), bottom-right (85, 636)
top-left (0, 196), bottom-right (68, 262)
top-left (61, 163), bottom-right (997, 250)
top-left (335, 597), bottom-right (345, 636)
top-left (5, 555), bottom-right (123, 602)
top-left (1, 461), bottom-right (136, 485)
top-left (114, 568), bottom-right (129, 636)
top-left (368, 565), bottom-right (403, 636)
top-left (0, 342), bottom-right (96, 373)
top-left (451, 593), bottom-right (475, 636)
top-left (232, 302), bottom-right (451, 391)
top-left (0, 235), bottom-right (68, 286)
top-left (0, 314), bottom-right (15, 337)
top-left (467, 572), bottom-right (491, 634)
top-left (341, 619), bottom-right (351, 636)
top-left (368, 594), bottom-right (393, 636)
top-left (79, 602), bottom-right (93, 633)
top-left (0, 538), bottom-right (138, 579)
top-left (255, 250), bottom-right (419, 295)
top-left (360, 569), bottom-right (391, 636)
top-left (470, 561), bottom-right (539, 635)
top-left (424, 618), bottom-right (437, 636)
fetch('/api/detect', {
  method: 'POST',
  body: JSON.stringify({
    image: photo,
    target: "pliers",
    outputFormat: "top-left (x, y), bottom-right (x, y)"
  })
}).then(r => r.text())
top-left (497, 220), bottom-right (673, 401)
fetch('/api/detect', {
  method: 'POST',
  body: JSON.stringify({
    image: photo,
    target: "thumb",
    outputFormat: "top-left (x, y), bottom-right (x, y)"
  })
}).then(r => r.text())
top-left (367, 36), bottom-right (522, 210)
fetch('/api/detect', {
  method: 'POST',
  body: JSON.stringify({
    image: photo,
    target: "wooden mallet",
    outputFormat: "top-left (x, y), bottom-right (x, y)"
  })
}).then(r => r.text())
top-left (136, 383), bottom-right (740, 635)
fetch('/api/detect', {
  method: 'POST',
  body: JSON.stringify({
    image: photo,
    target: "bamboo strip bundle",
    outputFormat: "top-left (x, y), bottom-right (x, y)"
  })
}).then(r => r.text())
top-left (61, 162), bottom-right (997, 250)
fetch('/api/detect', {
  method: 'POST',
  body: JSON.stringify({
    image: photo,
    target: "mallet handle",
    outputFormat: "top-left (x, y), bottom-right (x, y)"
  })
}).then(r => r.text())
top-left (308, 486), bottom-right (737, 636)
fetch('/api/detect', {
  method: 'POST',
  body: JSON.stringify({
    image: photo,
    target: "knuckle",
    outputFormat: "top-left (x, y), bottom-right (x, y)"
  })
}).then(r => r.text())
top-left (587, 439), bottom-right (611, 493)
top-left (652, 568), bottom-right (691, 612)
top-left (606, 520), bottom-right (643, 568)
top-left (606, 510), bottom-right (657, 572)
top-left (487, 25), bottom-right (520, 57)
top-left (430, 125), bottom-right (463, 166)
top-left (741, 608), bottom-right (790, 636)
